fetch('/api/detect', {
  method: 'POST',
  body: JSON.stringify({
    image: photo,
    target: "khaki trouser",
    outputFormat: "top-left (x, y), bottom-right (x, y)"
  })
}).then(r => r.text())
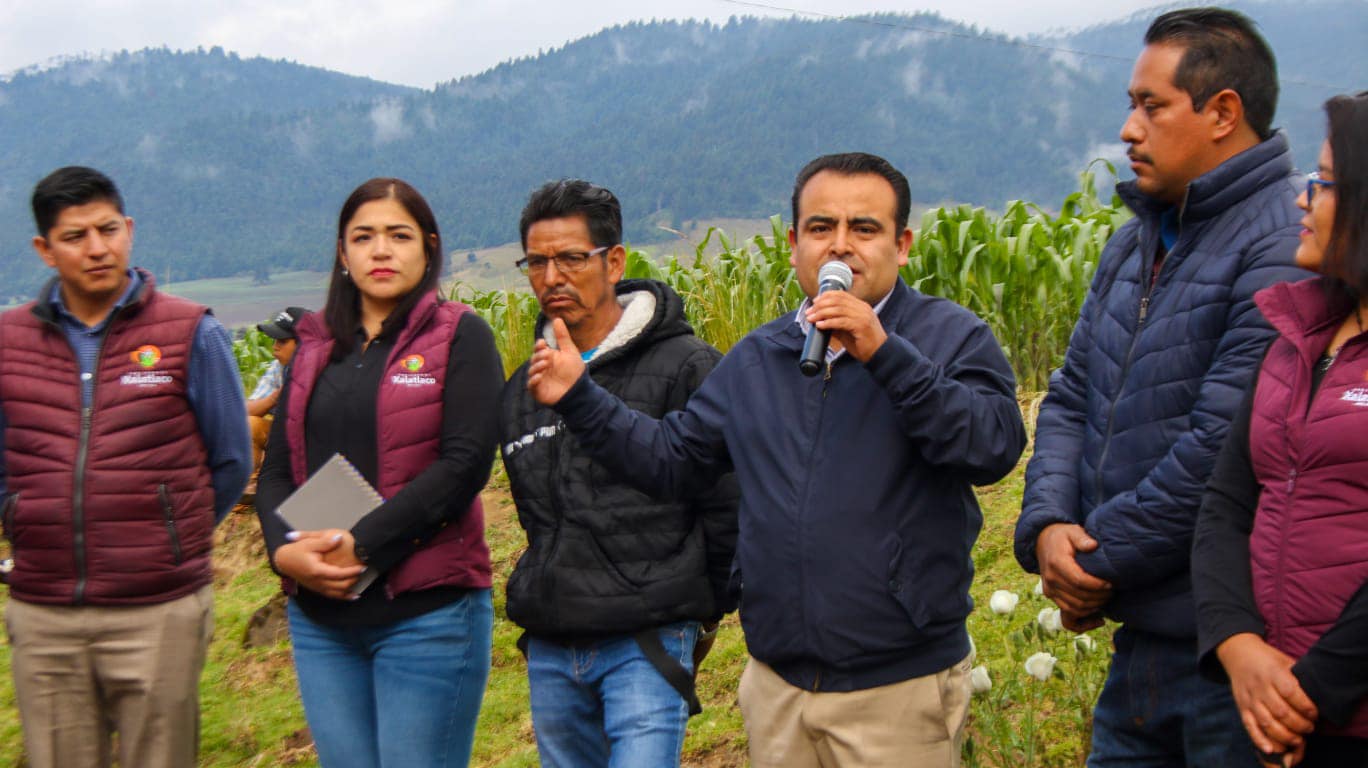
top-left (249, 414), bottom-right (273, 469)
top-left (5, 585), bottom-right (214, 768)
top-left (738, 653), bottom-right (972, 768)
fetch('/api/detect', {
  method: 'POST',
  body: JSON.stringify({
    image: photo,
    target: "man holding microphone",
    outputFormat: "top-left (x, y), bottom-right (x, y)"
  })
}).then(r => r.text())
top-left (526, 152), bottom-right (1026, 767)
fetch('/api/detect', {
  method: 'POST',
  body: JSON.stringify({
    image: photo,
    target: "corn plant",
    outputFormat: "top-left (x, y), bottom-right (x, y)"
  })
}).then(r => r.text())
top-left (449, 281), bottom-right (541, 378)
top-left (904, 164), bottom-right (1126, 391)
top-left (232, 328), bottom-right (275, 392)
top-left (636, 216), bottom-right (803, 353)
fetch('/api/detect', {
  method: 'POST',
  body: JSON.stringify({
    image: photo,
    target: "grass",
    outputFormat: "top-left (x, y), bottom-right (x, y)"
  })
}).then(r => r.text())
top-left (0, 398), bottom-right (1115, 768)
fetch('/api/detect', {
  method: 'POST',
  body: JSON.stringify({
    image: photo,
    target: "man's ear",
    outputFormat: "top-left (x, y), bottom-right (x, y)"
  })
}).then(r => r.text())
top-left (1205, 88), bottom-right (1246, 142)
top-left (787, 227), bottom-right (798, 268)
top-left (606, 244), bottom-right (626, 283)
top-left (32, 235), bottom-right (54, 268)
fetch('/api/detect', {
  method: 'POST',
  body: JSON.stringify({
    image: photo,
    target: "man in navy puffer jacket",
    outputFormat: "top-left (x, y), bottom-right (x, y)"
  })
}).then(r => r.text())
top-left (1015, 8), bottom-right (1310, 767)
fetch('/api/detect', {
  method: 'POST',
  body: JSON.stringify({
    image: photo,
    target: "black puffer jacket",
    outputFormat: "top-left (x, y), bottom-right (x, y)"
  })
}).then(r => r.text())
top-left (500, 279), bottom-right (738, 638)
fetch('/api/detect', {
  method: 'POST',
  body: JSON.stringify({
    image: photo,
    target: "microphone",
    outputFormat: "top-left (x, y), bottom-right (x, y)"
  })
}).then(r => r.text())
top-left (799, 261), bottom-right (854, 376)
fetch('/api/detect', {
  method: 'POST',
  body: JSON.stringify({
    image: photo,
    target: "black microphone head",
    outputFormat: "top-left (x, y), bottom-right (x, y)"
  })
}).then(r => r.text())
top-left (817, 261), bottom-right (853, 292)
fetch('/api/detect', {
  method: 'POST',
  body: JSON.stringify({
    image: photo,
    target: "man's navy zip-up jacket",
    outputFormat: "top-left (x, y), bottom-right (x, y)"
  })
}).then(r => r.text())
top-left (554, 279), bottom-right (1025, 692)
top-left (1015, 132), bottom-right (1308, 638)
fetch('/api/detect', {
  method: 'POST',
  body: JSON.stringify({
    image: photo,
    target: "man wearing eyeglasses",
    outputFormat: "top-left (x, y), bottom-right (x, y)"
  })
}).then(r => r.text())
top-left (1015, 8), bottom-right (1312, 767)
top-left (498, 179), bottom-right (738, 768)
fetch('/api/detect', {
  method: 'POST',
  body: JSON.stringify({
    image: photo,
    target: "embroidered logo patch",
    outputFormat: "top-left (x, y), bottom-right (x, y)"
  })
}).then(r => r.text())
top-left (1342, 387), bottom-right (1368, 407)
top-left (130, 345), bottom-right (162, 368)
top-left (390, 355), bottom-right (436, 386)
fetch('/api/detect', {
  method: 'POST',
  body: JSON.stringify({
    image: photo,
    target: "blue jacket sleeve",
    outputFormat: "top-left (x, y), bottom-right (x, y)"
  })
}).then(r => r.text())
top-left (863, 320), bottom-right (1025, 486)
top-left (186, 315), bottom-right (253, 523)
top-left (553, 347), bottom-right (733, 501)
top-left (1074, 233), bottom-right (1305, 588)
top-left (1016, 260), bottom-right (1104, 574)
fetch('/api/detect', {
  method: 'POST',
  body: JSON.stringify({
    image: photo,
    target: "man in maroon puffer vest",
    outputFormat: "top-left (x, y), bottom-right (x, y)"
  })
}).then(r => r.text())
top-left (0, 167), bottom-right (252, 768)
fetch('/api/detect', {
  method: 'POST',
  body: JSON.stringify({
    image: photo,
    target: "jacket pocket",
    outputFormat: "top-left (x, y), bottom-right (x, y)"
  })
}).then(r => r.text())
top-left (568, 525), bottom-right (640, 593)
top-left (158, 485), bottom-right (184, 565)
top-left (1, 493), bottom-right (17, 543)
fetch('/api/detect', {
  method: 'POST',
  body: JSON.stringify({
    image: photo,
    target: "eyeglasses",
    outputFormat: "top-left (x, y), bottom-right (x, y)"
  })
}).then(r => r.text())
top-left (516, 246), bottom-right (610, 275)
top-left (1306, 171), bottom-right (1337, 204)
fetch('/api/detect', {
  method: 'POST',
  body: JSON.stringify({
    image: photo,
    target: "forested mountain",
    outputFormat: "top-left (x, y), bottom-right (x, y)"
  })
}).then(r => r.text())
top-left (1, 1), bottom-right (1362, 300)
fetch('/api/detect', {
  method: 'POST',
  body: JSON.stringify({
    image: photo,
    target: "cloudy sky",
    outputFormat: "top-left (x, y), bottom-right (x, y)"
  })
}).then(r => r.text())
top-left (0, 0), bottom-right (1165, 88)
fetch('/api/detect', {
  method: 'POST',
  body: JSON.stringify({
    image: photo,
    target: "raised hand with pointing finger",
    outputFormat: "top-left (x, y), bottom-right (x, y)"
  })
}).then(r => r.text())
top-left (527, 317), bottom-right (587, 406)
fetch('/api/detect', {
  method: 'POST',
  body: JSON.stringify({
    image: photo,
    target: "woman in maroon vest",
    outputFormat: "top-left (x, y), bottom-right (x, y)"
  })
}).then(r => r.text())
top-left (255, 178), bottom-right (503, 767)
top-left (1195, 92), bottom-right (1368, 768)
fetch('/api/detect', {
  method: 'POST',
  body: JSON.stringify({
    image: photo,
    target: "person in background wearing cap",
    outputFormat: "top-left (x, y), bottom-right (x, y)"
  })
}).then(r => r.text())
top-left (245, 307), bottom-right (307, 491)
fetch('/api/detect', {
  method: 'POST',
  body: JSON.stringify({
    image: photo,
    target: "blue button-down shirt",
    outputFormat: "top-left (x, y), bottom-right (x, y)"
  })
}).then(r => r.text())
top-left (0, 270), bottom-right (252, 522)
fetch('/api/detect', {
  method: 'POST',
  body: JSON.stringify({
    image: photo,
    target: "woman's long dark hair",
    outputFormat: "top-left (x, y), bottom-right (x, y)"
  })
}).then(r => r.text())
top-left (324, 178), bottom-right (444, 360)
top-left (1323, 92), bottom-right (1368, 300)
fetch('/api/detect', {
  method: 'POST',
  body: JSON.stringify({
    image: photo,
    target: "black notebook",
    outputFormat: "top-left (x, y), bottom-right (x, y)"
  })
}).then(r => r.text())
top-left (275, 453), bottom-right (383, 596)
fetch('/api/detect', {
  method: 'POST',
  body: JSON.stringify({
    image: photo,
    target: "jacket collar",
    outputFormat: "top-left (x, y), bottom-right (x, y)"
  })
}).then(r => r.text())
top-left (30, 267), bottom-right (153, 327)
top-left (534, 278), bottom-right (690, 368)
top-left (1255, 277), bottom-right (1357, 362)
top-left (295, 289), bottom-right (442, 351)
top-left (1118, 131), bottom-right (1295, 230)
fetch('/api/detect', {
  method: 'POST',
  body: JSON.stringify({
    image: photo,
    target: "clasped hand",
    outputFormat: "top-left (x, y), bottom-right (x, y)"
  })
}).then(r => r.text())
top-left (272, 528), bottom-right (365, 600)
top-left (1217, 633), bottom-right (1318, 766)
top-left (1036, 523), bottom-right (1112, 632)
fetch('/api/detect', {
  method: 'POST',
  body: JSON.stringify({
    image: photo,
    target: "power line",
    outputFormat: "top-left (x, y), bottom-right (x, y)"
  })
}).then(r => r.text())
top-left (715, 0), bottom-right (1352, 92)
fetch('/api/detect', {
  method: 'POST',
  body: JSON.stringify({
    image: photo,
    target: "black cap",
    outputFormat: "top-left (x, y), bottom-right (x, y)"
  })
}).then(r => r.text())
top-left (257, 307), bottom-right (307, 340)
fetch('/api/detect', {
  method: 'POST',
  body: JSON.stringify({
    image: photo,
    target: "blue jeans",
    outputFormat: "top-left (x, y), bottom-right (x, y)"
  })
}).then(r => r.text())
top-left (287, 590), bottom-right (493, 768)
top-left (527, 621), bottom-right (699, 768)
top-left (1088, 627), bottom-right (1260, 768)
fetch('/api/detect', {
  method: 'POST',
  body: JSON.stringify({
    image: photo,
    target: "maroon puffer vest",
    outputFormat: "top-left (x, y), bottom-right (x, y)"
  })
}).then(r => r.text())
top-left (0, 272), bottom-right (214, 605)
top-left (283, 291), bottom-right (491, 597)
top-left (1249, 278), bottom-right (1368, 737)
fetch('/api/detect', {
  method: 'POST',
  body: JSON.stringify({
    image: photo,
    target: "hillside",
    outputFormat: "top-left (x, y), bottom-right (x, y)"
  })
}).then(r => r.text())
top-left (0, 1), bottom-right (1362, 301)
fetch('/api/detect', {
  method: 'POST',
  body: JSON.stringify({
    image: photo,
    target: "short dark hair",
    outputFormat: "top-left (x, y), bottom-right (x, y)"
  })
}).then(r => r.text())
top-left (1144, 7), bottom-right (1279, 140)
top-left (325, 178), bottom-right (444, 360)
top-left (1322, 91), bottom-right (1368, 299)
top-left (518, 180), bottom-right (622, 252)
top-left (31, 166), bottom-right (125, 236)
top-left (791, 153), bottom-right (912, 234)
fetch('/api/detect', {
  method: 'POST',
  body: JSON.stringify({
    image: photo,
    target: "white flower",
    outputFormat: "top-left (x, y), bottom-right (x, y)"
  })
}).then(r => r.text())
top-left (1024, 651), bottom-right (1058, 682)
top-left (1033, 578), bottom-right (1045, 596)
top-left (1036, 607), bottom-right (1063, 634)
top-left (989, 590), bottom-right (1019, 615)
top-left (968, 635), bottom-right (977, 664)
top-left (970, 665), bottom-right (992, 694)
top-left (1074, 634), bottom-right (1097, 654)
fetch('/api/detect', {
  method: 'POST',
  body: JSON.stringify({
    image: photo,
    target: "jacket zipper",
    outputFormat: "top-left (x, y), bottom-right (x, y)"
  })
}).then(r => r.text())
top-left (541, 416), bottom-right (567, 622)
top-left (799, 361), bottom-right (832, 690)
top-left (73, 406), bottom-right (92, 603)
top-left (158, 484), bottom-right (184, 565)
top-left (70, 316), bottom-right (122, 604)
top-left (1094, 293), bottom-right (1153, 505)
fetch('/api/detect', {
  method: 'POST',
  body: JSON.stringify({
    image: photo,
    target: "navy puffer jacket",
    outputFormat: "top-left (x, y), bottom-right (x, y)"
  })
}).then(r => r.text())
top-left (1016, 133), bottom-right (1309, 637)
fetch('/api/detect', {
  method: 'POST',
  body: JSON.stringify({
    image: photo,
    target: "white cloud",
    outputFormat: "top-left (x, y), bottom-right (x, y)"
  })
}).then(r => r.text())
top-left (136, 133), bottom-right (159, 162)
top-left (287, 116), bottom-right (316, 156)
top-left (369, 99), bottom-right (407, 144)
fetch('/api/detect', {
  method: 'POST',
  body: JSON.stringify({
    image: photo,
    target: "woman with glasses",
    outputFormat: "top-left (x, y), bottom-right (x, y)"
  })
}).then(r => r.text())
top-left (255, 178), bottom-right (502, 767)
top-left (1195, 91), bottom-right (1368, 768)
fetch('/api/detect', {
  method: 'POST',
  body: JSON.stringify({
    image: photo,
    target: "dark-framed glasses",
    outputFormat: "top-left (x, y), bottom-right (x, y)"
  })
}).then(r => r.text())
top-left (516, 246), bottom-right (611, 275)
top-left (1306, 171), bottom-right (1336, 204)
